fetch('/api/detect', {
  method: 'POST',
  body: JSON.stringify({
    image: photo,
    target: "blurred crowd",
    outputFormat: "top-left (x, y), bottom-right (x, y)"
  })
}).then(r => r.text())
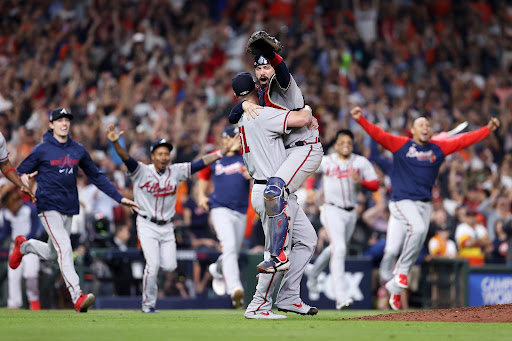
top-left (1, 0), bottom-right (512, 305)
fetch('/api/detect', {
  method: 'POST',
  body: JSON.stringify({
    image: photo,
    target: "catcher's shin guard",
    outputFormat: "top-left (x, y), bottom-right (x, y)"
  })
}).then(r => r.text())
top-left (263, 177), bottom-right (290, 258)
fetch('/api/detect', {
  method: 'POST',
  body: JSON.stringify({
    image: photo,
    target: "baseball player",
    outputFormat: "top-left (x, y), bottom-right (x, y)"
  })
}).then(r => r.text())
top-left (229, 32), bottom-right (323, 273)
top-left (232, 72), bottom-right (318, 319)
top-left (196, 125), bottom-right (251, 308)
top-left (107, 124), bottom-right (239, 313)
top-left (350, 106), bottom-right (500, 310)
top-left (305, 129), bottom-right (379, 310)
top-left (0, 187), bottom-right (42, 310)
top-left (9, 108), bottom-right (140, 313)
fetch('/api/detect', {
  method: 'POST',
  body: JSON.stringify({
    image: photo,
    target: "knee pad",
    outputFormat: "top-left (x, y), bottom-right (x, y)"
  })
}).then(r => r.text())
top-left (264, 177), bottom-right (290, 257)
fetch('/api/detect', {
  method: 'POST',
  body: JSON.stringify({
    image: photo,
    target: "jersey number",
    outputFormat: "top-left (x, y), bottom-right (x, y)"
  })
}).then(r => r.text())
top-left (239, 126), bottom-right (250, 153)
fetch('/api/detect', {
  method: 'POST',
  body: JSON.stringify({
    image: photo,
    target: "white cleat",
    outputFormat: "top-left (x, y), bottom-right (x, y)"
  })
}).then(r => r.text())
top-left (209, 263), bottom-right (226, 296)
top-left (336, 298), bottom-right (354, 310)
top-left (231, 287), bottom-right (244, 309)
top-left (277, 301), bottom-right (318, 316)
top-left (244, 310), bottom-right (287, 319)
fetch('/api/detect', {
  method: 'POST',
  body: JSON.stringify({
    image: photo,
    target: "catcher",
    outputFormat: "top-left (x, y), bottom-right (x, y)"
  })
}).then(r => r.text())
top-left (229, 31), bottom-right (322, 274)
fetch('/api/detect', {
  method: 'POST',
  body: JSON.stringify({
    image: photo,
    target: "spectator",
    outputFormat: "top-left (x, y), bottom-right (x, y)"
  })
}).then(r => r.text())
top-left (455, 207), bottom-right (493, 266)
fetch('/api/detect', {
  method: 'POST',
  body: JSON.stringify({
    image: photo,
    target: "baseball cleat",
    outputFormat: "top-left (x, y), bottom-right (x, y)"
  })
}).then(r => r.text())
top-left (389, 294), bottom-right (402, 311)
top-left (209, 263), bottom-right (226, 296)
top-left (256, 252), bottom-right (290, 273)
top-left (142, 307), bottom-right (160, 313)
top-left (9, 235), bottom-right (27, 269)
top-left (244, 310), bottom-right (287, 319)
top-left (395, 273), bottom-right (409, 289)
top-left (231, 287), bottom-right (244, 309)
top-left (277, 301), bottom-right (318, 316)
top-left (336, 298), bottom-right (354, 310)
top-left (74, 293), bottom-right (95, 313)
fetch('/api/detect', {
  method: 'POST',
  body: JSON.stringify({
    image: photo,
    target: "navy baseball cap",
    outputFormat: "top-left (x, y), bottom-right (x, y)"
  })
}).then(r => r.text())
top-left (150, 138), bottom-right (173, 153)
top-left (49, 108), bottom-right (73, 122)
top-left (232, 72), bottom-right (255, 97)
top-left (254, 55), bottom-right (270, 67)
top-left (222, 125), bottom-right (239, 138)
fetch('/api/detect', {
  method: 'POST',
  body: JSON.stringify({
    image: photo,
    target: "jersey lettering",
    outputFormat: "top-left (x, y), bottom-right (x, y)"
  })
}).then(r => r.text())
top-left (140, 181), bottom-right (176, 197)
top-left (239, 126), bottom-right (250, 153)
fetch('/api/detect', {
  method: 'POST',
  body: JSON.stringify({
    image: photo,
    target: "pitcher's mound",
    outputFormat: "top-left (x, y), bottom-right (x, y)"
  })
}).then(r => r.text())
top-left (346, 304), bottom-right (512, 323)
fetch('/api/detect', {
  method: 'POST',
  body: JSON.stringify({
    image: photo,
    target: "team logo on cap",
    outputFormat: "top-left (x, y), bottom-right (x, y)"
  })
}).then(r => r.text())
top-left (255, 56), bottom-right (269, 67)
top-left (239, 90), bottom-right (249, 96)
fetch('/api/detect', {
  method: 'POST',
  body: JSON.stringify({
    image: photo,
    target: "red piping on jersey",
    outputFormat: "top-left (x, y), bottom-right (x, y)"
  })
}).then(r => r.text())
top-left (42, 212), bottom-right (75, 298)
top-left (286, 146), bottom-right (313, 187)
top-left (283, 111), bottom-right (291, 133)
top-left (264, 75), bottom-right (288, 110)
top-left (361, 179), bottom-right (379, 191)
top-left (161, 171), bottom-right (171, 219)
top-left (256, 273), bottom-right (276, 311)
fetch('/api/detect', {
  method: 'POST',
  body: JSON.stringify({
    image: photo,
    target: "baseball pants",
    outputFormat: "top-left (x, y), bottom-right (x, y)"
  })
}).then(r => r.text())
top-left (379, 215), bottom-right (405, 283)
top-left (20, 211), bottom-right (83, 303)
top-left (137, 216), bottom-right (177, 311)
top-left (276, 144), bottom-right (323, 194)
top-left (7, 249), bottom-right (39, 308)
top-left (386, 200), bottom-right (432, 294)
top-left (245, 184), bottom-right (317, 313)
top-left (320, 204), bottom-right (357, 305)
top-left (210, 207), bottom-right (246, 295)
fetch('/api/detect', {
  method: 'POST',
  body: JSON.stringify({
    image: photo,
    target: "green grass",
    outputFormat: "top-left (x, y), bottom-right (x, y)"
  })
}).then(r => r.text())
top-left (1, 309), bottom-right (511, 341)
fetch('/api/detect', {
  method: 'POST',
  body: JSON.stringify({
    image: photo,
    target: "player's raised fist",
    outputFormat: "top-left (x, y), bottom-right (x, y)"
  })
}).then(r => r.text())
top-left (107, 124), bottom-right (124, 143)
top-left (350, 106), bottom-right (362, 120)
top-left (487, 117), bottom-right (500, 132)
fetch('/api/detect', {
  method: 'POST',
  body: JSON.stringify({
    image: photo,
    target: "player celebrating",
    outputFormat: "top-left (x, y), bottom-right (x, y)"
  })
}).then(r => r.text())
top-left (231, 72), bottom-right (318, 319)
top-left (305, 129), bottom-right (379, 310)
top-left (0, 187), bottom-right (42, 310)
top-left (196, 125), bottom-right (251, 309)
top-left (10, 108), bottom-right (140, 313)
top-left (350, 106), bottom-right (500, 310)
top-left (107, 124), bottom-right (239, 313)
top-left (229, 31), bottom-right (323, 274)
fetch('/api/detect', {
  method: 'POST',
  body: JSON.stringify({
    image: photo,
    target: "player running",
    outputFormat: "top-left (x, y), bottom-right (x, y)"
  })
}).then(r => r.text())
top-left (10, 108), bottom-right (140, 313)
top-left (305, 129), bottom-right (379, 310)
top-left (350, 106), bottom-right (500, 310)
top-left (107, 124), bottom-right (239, 313)
top-left (197, 125), bottom-right (251, 309)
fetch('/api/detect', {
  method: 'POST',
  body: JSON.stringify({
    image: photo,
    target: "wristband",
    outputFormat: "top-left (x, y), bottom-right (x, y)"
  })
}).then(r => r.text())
top-left (4, 167), bottom-right (16, 177)
top-left (215, 150), bottom-right (223, 158)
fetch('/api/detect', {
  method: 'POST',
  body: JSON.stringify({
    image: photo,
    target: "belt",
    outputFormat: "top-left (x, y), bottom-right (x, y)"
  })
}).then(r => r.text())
top-left (285, 137), bottom-right (320, 149)
top-left (254, 179), bottom-right (290, 195)
top-left (327, 202), bottom-right (355, 211)
top-left (419, 199), bottom-right (430, 203)
top-left (140, 215), bottom-right (172, 226)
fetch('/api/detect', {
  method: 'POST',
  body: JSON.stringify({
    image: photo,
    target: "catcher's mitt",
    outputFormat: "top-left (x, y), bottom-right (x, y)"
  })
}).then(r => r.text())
top-left (246, 31), bottom-right (283, 56)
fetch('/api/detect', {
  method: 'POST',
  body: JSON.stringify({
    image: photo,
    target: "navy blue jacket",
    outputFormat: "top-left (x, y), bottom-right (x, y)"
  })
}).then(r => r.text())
top-left (18, 131), bottom-right (123, 214)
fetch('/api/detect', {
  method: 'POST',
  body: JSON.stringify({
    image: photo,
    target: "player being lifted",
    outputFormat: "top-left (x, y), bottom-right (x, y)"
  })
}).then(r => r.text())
top-left (107, 124), bottom-right (239, 313)
top-left (350, 106), bottom-right (499, 310)
top-left (232, 72), bottom-right (318, 318)
top-left (229, 31), bottom-right (323, 274)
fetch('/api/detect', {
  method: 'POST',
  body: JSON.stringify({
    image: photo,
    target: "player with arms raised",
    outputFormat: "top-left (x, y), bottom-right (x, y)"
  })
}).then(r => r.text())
top-left (350, 106), bottom-right (500, 310)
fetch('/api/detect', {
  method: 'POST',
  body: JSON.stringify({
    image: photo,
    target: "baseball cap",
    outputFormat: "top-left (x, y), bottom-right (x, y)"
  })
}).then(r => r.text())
top-left (49, 108), bottom-right (73, 122)
top-left (254, 55), bottom-right (270, 67)
top-left (150, 138), bottom-right (173, 154)
top-left (232, 72), bottom-right (255, 97)
top-left (222, 125), bottom-right (239, 138)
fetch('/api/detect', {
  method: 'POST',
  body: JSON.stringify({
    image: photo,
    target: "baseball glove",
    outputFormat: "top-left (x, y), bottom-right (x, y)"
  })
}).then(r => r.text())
top-left (246, 31), bottom-right (283, 55)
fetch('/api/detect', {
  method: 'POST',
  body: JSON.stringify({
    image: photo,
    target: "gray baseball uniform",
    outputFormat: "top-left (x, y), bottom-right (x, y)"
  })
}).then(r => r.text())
top-left (128, 162), bottom-right (190, 312)
top-left (308, 153), bottom-right (378, 306)
top-left (239, 106), bottom-right (317, 314)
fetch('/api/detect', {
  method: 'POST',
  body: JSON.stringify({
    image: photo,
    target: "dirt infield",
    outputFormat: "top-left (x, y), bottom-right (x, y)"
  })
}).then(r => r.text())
top-left (346, 304), bottom-right (512, 323)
